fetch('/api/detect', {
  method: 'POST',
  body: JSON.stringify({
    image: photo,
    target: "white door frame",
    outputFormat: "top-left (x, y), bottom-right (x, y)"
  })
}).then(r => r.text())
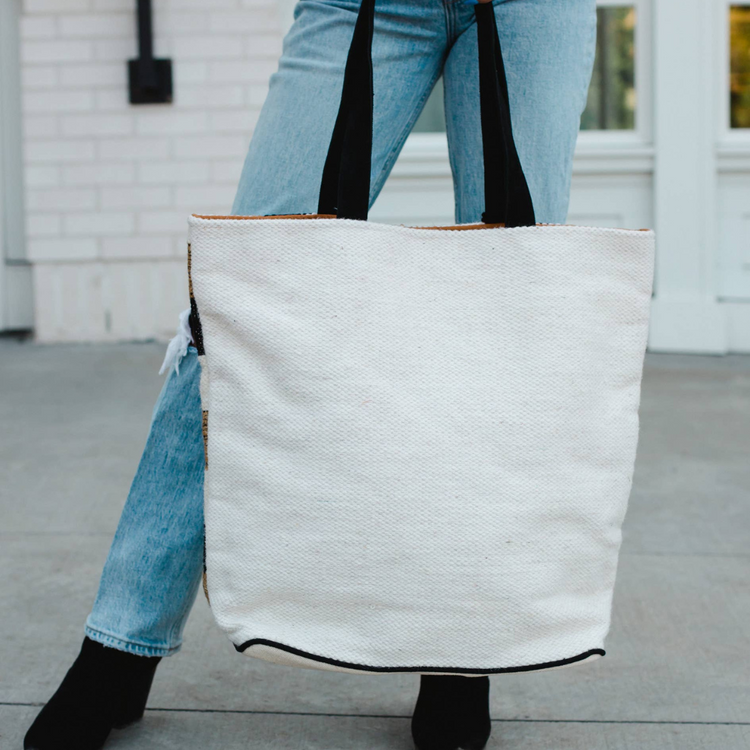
top-left (648, 0), bottom-right (727, 352)
top-left (0, 0), bottom-right (9, 332)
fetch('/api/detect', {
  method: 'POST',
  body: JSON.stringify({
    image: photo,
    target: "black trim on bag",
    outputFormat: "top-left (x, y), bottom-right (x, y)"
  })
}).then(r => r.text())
top-left (234, 640), bottom-right (605, 674)
top-left (186, 243), bottom-right (205, 356)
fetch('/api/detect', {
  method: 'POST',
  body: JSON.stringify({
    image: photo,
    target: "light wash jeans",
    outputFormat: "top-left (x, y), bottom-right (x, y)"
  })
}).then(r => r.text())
top-left (85, 0), bottom-right (597, 657)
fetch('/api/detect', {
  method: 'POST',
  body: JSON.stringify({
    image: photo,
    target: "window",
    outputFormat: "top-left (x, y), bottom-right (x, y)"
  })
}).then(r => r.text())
top-left (581, 5), bottom-right (636, 131)
top-left (413, 4), bottom-right (642, 137)
top-left (730, 5), bottom-right (750, 128)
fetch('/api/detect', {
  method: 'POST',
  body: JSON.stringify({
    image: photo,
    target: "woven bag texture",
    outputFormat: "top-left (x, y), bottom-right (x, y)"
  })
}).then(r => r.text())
top-left (189, 216), bottom-right (655, 675)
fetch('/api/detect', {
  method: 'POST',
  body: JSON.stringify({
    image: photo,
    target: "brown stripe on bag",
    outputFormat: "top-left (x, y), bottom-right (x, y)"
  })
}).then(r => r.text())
top-left (192, 213), bottom-right (337, 221)
top-left (191, 214), bottom-right (651, 232)
top-left (187, 242), bottom-right (194, 298)
top-left (191, 214), bottom-right (506, 229)
top-left (202, 410), bottom-right (209, 469)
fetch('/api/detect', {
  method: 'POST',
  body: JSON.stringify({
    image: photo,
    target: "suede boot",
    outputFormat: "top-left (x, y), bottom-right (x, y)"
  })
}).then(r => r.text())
top-left (411, 674), bottom-right (492, 750)
top-left (24, 637), bottom-right (161, 750)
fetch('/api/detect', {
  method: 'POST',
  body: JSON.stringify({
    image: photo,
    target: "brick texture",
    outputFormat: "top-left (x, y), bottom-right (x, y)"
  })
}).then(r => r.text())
top-left (20, 0), bottom-right (282, 341)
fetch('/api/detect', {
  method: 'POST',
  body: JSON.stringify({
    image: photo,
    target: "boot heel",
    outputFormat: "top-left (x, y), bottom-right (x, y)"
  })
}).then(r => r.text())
top-left (460, 731), bottom-right (491, 750)
top-left (112, 664), bottom-right (158, 728)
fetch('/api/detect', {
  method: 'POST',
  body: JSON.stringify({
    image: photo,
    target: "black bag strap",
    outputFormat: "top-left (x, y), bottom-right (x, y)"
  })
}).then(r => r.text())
top-left (317, 0), bottom-right (535, 227)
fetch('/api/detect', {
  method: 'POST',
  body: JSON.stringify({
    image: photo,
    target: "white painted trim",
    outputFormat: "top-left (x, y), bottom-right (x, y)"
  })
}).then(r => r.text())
top-left (716, 144), bottom-right (750, 171)
top-left (718, 0), bottom-right (733, 142)
top-left (573, 145), bottom-right (654, 175)
top-left (0, 0), bottom-right (9, 331)
top-left (633, 0), bottom-right (653, 145)
top-left (0, 121), bottom-right (5, 331)
top-left (578, 131), bottom-right (647, 148)
top-left (398, 134), bottom-right (655, 177)
top-left (650, 0), bottom-right (726, 353)
top-left (0, 0), bottom-right (30, 331)
top-left (648, 299), bottom-right (727, 354)
top-left (724, 301), bottom-right (750, 351)
top-left (4, 265), bottom-right (33, 331)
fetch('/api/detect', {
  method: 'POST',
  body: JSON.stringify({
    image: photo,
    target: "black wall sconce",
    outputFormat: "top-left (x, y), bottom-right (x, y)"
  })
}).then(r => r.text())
top-left (128, 0), bottom-right (172, 104)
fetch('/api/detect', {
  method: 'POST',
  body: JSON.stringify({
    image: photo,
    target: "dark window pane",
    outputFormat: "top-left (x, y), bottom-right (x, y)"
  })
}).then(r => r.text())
top-left (730, 5), bottom-right (750, 128)
top-left (581, 6), bottom-right (636, 131)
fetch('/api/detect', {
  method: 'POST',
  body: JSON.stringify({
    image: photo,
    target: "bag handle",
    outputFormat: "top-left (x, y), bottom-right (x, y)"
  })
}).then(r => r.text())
top-left (317, 1), bottom-right (536, 227)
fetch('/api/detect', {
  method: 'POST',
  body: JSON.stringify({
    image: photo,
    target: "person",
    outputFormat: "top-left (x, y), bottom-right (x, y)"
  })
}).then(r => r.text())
top-left (24, 1), bottom-right (596, 748)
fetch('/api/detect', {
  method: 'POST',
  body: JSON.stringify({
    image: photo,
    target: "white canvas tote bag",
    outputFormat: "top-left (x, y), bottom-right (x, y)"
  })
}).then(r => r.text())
top-left (188, 0), bottom-right (655, 676)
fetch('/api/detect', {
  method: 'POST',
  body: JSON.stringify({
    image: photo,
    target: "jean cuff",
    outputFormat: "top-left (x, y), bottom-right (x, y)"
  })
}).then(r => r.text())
top-left (84, 625), bottom-right (183, 658)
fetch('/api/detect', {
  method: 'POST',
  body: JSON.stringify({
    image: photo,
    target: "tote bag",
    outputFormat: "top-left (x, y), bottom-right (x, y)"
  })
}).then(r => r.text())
top-left (188, 0), bottom-right (655, 676)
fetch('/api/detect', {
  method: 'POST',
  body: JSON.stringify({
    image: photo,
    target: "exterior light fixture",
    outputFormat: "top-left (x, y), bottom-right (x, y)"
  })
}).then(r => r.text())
top-left (128, 0), bottom-right (172, 104)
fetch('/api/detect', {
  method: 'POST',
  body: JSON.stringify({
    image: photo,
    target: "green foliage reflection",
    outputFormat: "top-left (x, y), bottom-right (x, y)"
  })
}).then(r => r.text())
top-left (581, 6), bottom-right (636, 131)
top-left (731, 6), bottom-right (750, 128)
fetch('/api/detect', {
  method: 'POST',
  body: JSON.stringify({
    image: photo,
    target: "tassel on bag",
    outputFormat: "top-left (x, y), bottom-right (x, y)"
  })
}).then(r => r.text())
top-left (158, 308), bottom-right (193, 376)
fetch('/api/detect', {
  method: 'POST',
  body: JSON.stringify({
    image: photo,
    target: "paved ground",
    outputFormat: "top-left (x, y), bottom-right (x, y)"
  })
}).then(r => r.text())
top-left (1, 340), bottom-right (749, 750)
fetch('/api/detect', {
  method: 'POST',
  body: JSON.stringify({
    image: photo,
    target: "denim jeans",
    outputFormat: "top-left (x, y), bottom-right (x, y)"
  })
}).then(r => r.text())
top-left (85, 0), bottom-right (597, 657)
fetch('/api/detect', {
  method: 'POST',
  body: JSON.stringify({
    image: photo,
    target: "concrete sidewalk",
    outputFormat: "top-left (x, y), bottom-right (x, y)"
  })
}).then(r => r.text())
top-left (1, 340), bottom-right (749, 750)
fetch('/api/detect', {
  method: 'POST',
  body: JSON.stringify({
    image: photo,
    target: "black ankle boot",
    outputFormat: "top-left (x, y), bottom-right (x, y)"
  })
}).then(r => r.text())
top-left (24, 637), bottom-right (161, 750)
top-left (411, 675), bottom-right (492, 750)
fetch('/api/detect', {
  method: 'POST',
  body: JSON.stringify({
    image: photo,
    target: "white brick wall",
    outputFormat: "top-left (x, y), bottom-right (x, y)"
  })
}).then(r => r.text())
top-left (20, 0), bottom-right (283, 342)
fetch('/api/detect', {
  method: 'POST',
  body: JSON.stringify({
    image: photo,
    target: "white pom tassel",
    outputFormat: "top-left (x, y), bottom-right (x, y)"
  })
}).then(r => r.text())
top-left (159, 308), bottom-right (193, 376)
